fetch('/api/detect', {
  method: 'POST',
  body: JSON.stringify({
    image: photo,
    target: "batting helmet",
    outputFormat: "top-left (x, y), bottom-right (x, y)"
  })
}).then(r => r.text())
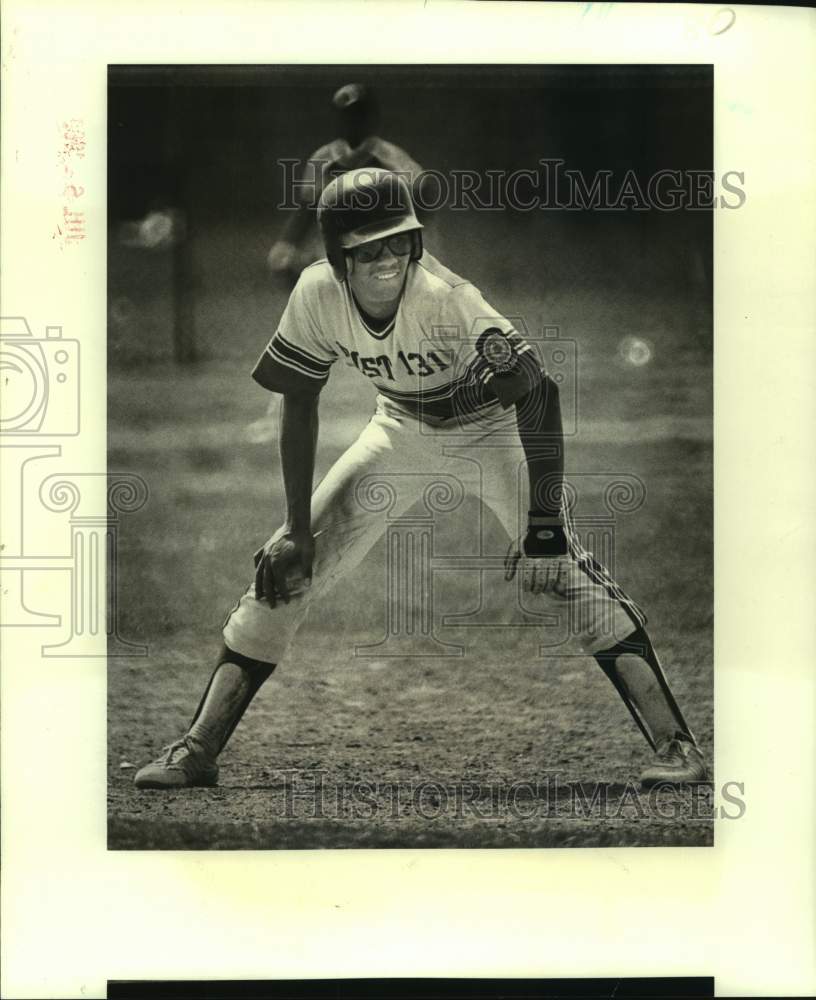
top-left (317, 168), bottom-right (423, 281)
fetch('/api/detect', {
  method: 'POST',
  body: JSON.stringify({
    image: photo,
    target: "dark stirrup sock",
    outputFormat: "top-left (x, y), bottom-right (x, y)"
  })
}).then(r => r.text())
top-left (187, 644), bottom-right (276, 758)
top-left (594, 627), bottom-right (696, 751)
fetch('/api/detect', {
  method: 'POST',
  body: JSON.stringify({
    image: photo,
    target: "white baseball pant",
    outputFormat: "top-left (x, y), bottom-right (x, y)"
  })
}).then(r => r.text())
top-left (223, 395), bottom-right (643, 663)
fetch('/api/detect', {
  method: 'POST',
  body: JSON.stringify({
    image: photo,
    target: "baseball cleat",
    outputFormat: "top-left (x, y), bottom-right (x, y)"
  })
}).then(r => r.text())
top-left (133, 736), bottom-right (219, 789)
top-left (639, 736), bottom-right (708, 789)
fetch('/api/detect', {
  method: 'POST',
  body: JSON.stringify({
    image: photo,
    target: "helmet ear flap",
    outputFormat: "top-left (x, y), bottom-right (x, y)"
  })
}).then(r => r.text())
top-left (327, 246), bottom-right (347, 281)
top-left (411, 230), bottom-right (423, 262)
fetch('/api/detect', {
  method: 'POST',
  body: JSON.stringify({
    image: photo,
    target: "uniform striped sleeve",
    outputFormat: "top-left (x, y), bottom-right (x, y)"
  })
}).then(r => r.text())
top-left (251, 273), bottom-right (337, 395)
top-left (252, 332), bottom-right (335, 394)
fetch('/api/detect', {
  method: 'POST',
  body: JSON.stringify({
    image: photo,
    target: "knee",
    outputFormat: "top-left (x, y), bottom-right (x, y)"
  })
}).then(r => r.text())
top-left (594, 626), bottom-right (651, 665)
top-left (219, 643), bottom-right (276, 677)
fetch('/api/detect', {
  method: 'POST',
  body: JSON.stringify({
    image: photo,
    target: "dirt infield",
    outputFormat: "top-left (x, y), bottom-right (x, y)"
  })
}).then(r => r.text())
top-left (107, 309), bottom-right (713, 849)
top-left (110, 633), bottom-right (714, 850)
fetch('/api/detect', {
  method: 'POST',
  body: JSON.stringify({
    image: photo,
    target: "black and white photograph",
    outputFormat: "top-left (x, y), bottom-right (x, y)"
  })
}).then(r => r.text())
top-left (107, 64), bottom-right (715, 850)
top-left (4, 3), bottom-right (816, 996)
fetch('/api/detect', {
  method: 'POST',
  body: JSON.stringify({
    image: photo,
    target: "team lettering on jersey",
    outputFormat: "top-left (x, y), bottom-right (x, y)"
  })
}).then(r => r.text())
top-left (252, 253), bottom-right (543, 422)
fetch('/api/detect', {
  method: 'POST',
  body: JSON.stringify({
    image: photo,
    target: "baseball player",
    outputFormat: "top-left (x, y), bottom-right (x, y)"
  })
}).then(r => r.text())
top-left (251, 81), bottom-right (427, 442)
top-left (136, 168), bottom-right (707, 791)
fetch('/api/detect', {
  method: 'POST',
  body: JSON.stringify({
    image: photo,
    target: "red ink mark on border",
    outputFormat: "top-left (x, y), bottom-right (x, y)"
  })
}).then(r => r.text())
top-left (55, 119), bottom-right (87, 247)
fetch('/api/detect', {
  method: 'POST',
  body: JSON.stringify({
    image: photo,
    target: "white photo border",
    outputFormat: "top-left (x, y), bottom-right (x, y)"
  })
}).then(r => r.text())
top-left (2, 2), bottom-right (815, 997)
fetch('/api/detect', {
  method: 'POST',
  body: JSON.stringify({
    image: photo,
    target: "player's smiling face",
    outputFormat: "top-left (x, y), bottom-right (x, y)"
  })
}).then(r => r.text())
top-left (346, 233), bottom-right (413, 317)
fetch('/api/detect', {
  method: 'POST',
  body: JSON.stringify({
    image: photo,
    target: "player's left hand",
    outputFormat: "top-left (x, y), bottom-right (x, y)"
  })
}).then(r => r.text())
top-left (504, 522), bottom-right (571, 595)
top-left (266, 240), bottom-right (297, 274)
top-left (253, 526), bottom-right (315, 609)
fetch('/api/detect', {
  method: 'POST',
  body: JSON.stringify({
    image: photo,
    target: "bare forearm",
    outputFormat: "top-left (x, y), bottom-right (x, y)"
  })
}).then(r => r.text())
top-left (279, 394), bottom-right (319, 531)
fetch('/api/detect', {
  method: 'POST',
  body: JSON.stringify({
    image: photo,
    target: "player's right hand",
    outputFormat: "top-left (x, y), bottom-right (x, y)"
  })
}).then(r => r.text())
top-left (253, 526), bottom-right (315, 609)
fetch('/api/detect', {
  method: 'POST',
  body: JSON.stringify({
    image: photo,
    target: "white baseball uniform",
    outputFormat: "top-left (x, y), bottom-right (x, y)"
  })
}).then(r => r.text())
top-left (224, 253), bottom-right (644, 663)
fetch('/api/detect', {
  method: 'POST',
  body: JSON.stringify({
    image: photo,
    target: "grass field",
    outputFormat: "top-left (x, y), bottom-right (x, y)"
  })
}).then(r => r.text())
top-left (107, 217), bottom-right (713, 849)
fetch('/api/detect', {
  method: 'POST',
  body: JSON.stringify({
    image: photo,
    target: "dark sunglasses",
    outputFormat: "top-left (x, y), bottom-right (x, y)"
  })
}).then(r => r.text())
top-left (352, 232), bottom-right (414, 263)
